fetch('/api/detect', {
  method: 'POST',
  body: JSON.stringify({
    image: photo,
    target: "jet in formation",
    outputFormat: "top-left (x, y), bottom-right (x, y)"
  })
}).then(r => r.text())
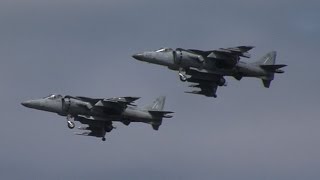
top-left (133, 46), bottom-right (287, 97)
top-left (21, 94), bottom-right (173, 141)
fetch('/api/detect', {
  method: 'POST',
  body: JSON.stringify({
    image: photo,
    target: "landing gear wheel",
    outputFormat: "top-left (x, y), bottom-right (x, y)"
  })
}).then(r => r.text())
top-left (178, 68), bottom-right (187, 82)
top-left (105, 125), bottom-right (114, 132)
top-left (217, 77), bottom-right (227, 86)
top-left (179, 73), bottom-right (187, 82)
top-left (67, 121), bottom-right (75, 129)
top-left (102, 137), bottom-right (106, 141)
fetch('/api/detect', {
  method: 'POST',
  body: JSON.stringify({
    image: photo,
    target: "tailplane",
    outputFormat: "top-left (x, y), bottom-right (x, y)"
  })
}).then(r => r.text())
top-left (260, 64), bottom-right (286, 73)
top-left (144, 96), bottom-right (174, 130)
top-left (252, 51), bottom-right (286, 88)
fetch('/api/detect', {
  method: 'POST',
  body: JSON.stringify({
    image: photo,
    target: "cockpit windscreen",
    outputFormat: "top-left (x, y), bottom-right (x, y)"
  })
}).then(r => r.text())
top-left (44, 94), bottom-right (62, 100)
top-left (155, 48), bottom-right (173, 52)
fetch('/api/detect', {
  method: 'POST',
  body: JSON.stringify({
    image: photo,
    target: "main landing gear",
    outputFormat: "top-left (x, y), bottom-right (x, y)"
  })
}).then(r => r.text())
top-left (101, 124), bottom-right (115, 141)
top-left (66, 114), bottom-right (75, 129)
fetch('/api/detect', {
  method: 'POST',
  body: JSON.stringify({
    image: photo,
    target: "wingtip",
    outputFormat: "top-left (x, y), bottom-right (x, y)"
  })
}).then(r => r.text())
top-left (131, 97), bottom-right (141, 101)
top-left (125, 96), bottom-right (140, 100)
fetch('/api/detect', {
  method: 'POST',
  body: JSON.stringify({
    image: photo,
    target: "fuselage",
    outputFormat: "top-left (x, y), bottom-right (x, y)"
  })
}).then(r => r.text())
top-left (133, 48), bottom-right (268, 78)
top-left (21, 95), bottom-right (156, 123)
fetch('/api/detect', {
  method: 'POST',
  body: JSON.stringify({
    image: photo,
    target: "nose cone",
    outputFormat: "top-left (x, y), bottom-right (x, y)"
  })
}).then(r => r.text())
top-left (21, 100), bottom-right (32, 108)
top-left (132, 53), bottom-right (145, 61)
top-left (21, 100), bottom-right (41, 109)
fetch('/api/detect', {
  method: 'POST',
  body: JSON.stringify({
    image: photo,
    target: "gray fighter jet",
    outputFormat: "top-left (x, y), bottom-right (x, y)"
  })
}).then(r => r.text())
top-left (133, 46), bottom-right (287, 97)
top-left (21, 94), bottom-right (173, 141)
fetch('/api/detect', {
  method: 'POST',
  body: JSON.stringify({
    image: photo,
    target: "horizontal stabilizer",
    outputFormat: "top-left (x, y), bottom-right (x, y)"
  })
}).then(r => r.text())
top-left (260, 64), bottom-right (287, 73)
top-left (149, 110), bottom-right (174, 118)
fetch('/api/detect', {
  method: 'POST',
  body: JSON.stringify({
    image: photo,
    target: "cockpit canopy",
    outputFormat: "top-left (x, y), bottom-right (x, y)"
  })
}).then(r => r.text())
top-left (155, 48), bottom-right (173, 52)
top-left (44, 94), bottom-right (63, 100)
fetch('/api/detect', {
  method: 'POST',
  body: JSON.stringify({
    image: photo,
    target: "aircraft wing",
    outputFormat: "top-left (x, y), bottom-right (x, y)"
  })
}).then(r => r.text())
top-left (210, 46), bottom-right (254, 67)
top-left (92, 96), bottom-right (140, 114)
top-left (103, 96), bottom-right (140, 106)
top-left (188, 46), bottom-right (254, 68)
top-left (149, 110), bottom-right (174, 118)
top-left (74, 96), bottom-right (101, 104)
top-left (211, 46), bottom-right (254, 58)
top-left (186, 80), bottom-right (219, 98)
top-left (75, 116), bottom-right (114, 139)
top-left (64, 95), bottom-right (100, 104)
top-left (184, 69), bottom-right (224, 98)
top-left (188, 46), bottom-right (253, 58)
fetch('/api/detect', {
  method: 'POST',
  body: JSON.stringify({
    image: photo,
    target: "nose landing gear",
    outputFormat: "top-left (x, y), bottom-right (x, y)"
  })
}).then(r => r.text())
top-left (67, 121), bottom-right (75, 129)
top-left (67, 115), bottom-right (75, 129)
top-left (179, 68), bottom-right (188, 82)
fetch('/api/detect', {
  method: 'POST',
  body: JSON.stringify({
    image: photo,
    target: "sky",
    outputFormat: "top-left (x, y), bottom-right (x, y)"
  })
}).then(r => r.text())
top-left (0, 0), bottom-right (319, 179)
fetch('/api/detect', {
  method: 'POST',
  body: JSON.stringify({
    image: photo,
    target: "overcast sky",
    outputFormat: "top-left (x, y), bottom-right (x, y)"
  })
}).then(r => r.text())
top-left (0, 0), bottom-right (319, 179)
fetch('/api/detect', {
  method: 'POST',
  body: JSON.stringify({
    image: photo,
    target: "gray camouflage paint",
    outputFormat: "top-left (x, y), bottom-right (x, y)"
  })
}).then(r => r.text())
top-left (21, 95), bottom-right (171, 140)
top-left (0, 0), bottom-right (319, 180)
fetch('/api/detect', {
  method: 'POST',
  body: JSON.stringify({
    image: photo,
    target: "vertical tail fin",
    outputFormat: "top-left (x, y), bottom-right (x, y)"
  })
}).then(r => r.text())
top-left (253, 51), bottom-right (277, 66)
top-left (252, 51), bottom-right (277, 88)
top-left (144, 96), bottom-right (168, 131)
top-left (144, 96), bottom-right (166, 111)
